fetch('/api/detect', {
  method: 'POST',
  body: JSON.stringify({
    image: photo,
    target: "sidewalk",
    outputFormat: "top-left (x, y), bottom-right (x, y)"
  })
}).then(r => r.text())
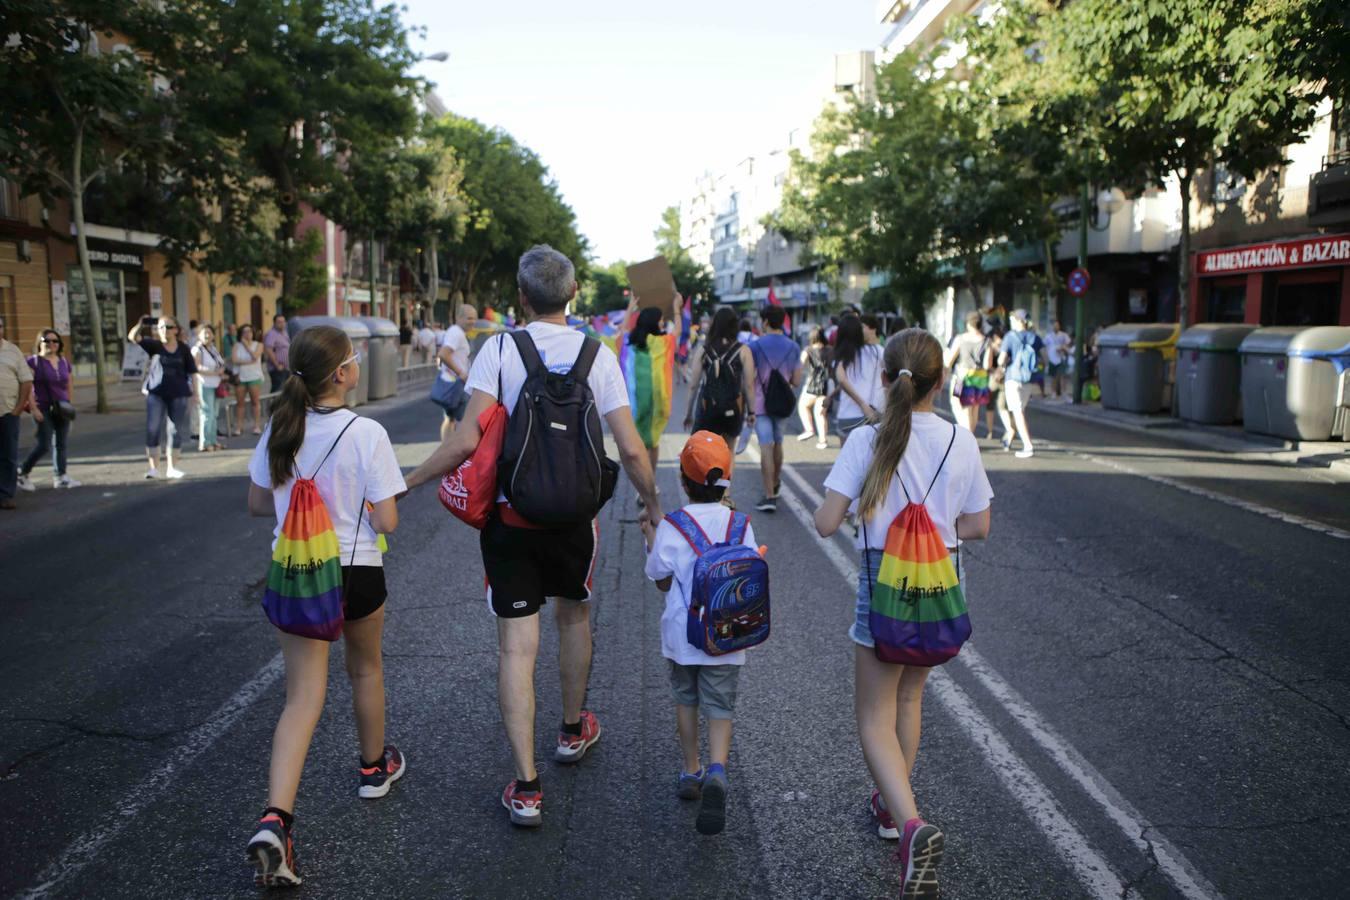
top-left (1031, 394), bottom-right (1350, 476)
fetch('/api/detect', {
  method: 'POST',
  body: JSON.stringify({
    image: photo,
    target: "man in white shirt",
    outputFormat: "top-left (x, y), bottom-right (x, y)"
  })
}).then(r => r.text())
top-left (404, 244), bottom-right (660, 828)
top-left (0, 315), bottom-right (35, 510)
top-left (435, 303), bottom-right (477, 440)
top-left (1045, 319), bottom-right (1072, 400)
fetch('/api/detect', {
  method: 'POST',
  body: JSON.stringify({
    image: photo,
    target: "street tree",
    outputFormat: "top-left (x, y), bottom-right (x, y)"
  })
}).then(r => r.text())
top-left (0, 3), bottom-right (171, 412)
top-left (1056, 0), bottom-right (1322, 326)
top-left (653, 205), bottom-right (715, 310)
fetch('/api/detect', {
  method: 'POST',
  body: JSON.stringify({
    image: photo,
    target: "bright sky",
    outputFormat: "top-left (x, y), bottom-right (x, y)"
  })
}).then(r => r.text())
top-left (403, 1), bottom-right (885, 265)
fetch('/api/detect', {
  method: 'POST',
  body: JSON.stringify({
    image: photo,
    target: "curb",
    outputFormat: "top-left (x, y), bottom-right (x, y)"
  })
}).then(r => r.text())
top-left (1033, 399), bottom-right (1350, 476)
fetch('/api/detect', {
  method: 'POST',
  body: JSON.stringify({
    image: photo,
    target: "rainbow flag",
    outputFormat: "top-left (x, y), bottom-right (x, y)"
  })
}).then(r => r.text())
top-left (622, 331), bottom-right (676, 450)
top-left (261, 479), bottom-right (346, 641)
top-left (868, 501), bottom-right (970, 667)
top-left (483, 307), bottom-right (501, 325)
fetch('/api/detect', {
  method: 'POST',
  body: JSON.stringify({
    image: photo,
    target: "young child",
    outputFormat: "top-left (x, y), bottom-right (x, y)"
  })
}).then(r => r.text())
top-left (642, 431), bottom-right (758, 836)
top-left (815, 329), bottom-right (993, 899)
top-left (244, 325), bottom-right (408, 887)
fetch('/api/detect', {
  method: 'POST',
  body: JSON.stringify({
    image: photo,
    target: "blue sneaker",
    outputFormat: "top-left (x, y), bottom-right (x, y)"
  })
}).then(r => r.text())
top-left (696, 766), bottom-right (728, 835)
top-left (677, 767), bottom-right (705, 800)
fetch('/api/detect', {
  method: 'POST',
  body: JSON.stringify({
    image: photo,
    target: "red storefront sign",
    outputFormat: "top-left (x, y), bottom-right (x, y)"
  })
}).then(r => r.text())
top-left (1197, 234), bottom-right (1350, 275)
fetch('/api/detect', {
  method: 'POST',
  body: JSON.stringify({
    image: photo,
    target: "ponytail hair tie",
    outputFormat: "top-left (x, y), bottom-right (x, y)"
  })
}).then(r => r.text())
top-left (291, 369), bottom-right (304, 378)
top-left (889, 368), bottom-right (912, 379)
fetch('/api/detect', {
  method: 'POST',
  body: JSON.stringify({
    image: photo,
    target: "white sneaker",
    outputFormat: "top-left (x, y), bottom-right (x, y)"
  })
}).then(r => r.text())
top-left (795, 432), bottom-right (813, 442)
top-left (144, 468), bottom-right (158, 480)
top-left (164, 467), bottom-right (186, 480)
top-left (815, 440), bottom-right (829, 450)
top-left (16, 473), bottom-right (36, 492)
top-left (53, 476), bottom-right (82, 489)
top-left (1015, 448), bottom-right (1035, 459)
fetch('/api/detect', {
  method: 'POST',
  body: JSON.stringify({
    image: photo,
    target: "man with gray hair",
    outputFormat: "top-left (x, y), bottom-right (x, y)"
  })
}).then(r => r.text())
top-left (405, 244), bottom-right (661, 827)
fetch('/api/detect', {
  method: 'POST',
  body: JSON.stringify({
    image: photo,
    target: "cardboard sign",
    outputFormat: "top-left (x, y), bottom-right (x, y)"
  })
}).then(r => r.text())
top-left (625, 256), bottom-right (676, 310)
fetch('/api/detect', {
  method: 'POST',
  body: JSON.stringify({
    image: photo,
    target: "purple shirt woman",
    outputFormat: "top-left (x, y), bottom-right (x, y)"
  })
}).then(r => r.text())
top-left (18, 328), bottom-right (79, 489)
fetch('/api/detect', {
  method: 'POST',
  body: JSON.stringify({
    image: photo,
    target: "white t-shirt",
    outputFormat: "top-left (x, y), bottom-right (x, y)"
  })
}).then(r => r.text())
top-left (192, 343), bottom-right (226, 388)
top-left (466, 321), bottom-right (629, 503)
top-left (233, 340), bottom-right (263, 383)
top-left (644, 502), bottom-right (758, 666)
top-left (417, 327), bottom-right (435, 351)
top-left (1046, 329), bottom-right (1071, 365)
top-left (438, 324), bottom-right (471, 383)
top-left (249, 411), bottom-right (407, 567)
top-left (824, 412), bottom-right (993, 550)
top-left (836, 344), bottom-right (886, 420)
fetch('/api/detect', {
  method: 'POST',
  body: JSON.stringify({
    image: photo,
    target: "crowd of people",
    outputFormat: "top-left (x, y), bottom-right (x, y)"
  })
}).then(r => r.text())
top-left (237, 244), bottom-right (1006, 900)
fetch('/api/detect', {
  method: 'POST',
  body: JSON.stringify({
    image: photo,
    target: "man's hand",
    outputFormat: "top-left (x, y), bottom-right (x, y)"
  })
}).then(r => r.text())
top-left (639, 514), bottom-right (656, 550)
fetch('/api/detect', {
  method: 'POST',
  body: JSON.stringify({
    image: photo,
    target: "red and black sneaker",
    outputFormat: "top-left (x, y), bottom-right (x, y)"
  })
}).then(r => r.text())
top-left (247, 813), bottom-right (301, 888)
top-left (358, 745), bottom-right (407, 799)
top-left (553, 710), bottom-right (602, 763)
top-left (870, 789), bottom-right (900, 840)
top-left (501, 779), bottom-right (543, 827)
top-left (897, 817), bottom-right (944, 899)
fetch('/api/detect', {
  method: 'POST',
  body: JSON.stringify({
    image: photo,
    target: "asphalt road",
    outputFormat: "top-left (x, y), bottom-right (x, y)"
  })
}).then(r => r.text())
top-left (2, 383), bottom-right (1348, 899)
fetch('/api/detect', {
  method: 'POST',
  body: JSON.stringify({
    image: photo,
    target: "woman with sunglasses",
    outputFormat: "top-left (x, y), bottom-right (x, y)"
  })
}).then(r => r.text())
top-left (17, 329), bottom-right (79, 490)
top-left (244, 325), bottom-right (405, 887)
top-left (128, 316), bottom-right (197, 480)
top-left (233, 323), bottom-right (265, 436)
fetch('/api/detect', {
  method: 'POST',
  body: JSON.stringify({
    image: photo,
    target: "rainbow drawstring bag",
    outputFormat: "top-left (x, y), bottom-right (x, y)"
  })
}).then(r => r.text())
top-left (863, 426), bottom-right (970, 667)
top-left (261, 417), bottom-right (361, 642)
top-left (960, 367), bottom-right (990, 406)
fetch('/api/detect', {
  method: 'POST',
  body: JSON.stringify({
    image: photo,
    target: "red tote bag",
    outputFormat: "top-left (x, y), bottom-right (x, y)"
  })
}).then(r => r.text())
top-left (439, 336), bottom-right (508, 529)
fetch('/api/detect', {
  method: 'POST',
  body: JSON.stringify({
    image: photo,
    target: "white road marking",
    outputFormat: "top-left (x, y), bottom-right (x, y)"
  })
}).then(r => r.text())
top-left (757, 445), bottom-right (1220, 900)
top-left (1059, 445), bottom-right (1350, 541)
top-left (18, 653), bottom-right (286, 899)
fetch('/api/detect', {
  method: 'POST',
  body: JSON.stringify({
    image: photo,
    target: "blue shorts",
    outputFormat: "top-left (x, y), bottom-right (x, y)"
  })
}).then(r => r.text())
top-left (851, 547), bottom-right (966, 648)
top-left (754, 414), bottom-right (789, 445)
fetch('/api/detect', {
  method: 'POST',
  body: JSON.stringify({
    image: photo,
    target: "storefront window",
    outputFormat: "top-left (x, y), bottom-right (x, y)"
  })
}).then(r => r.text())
top-left (67, 267), bottom-right (126, 379)
top-left (1270, 281), bottom-right (1339, 326)
top-left (1206, 283), bottom-right (1247, 323)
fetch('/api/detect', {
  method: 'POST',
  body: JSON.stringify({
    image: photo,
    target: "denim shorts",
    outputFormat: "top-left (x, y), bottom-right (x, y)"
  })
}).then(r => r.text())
top-left (753, 414), bottom-right (788, 445)
top-left (851, 547), bottom-right (966, 648)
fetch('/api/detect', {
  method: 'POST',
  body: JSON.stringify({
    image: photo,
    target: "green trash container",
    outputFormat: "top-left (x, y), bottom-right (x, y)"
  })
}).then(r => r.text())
top-left (1176, 324), bottom-right (1257, 424)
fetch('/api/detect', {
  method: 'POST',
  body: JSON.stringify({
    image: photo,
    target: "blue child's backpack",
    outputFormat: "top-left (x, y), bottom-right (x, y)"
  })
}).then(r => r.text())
top-left (665, 509), bottom-right (771, 656)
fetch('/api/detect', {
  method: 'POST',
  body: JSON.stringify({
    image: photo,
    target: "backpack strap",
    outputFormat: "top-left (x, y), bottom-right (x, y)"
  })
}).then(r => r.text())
top-left (508, 330), bottom-right (546, 379)
top-left (665, 509), bottom-right (713, 556)
top-left (569, 336), bottom-right (601, 383)
top-left (725, 511), bottom-right (749, 545)
top-left (306, 414), bottom-right (360, 480)
top-left (921, 424), bottom-right (958, 504)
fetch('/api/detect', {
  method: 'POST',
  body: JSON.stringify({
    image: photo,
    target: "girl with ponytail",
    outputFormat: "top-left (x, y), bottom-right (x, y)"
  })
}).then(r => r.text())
top-left (813, 328), bottom-right (994, 897)
top-left (243, 325), bottom-right (409, 887)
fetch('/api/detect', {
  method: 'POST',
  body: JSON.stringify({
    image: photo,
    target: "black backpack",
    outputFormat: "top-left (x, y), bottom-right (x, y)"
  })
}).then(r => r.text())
top-left (760, 343), bottom-right (797, 418)
top-left (498, 331), bottom-right (619, 527)
top-left (696, 342), bottom-right (743, 430)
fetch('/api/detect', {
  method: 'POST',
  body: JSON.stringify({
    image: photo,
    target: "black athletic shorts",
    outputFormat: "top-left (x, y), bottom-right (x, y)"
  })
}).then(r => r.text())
top-left (341, 566), bottom-right (387, 621)
top-left (480, 510), bottom-right (599, 618)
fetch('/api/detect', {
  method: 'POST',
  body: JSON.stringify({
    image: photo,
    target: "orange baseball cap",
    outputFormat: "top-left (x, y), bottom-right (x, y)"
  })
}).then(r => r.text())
top-left (680, 431), bottom-right (732, 488)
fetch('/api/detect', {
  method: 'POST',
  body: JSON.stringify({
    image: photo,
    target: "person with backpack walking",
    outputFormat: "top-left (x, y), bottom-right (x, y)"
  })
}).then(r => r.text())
top-left (620, 291), bottom-right (684, 476)
top-left (833, 314), bottom-right (885, 437)
top-left (944, 311), bottom-right (993, 433)
top-left (749, 305), bottom-right (801, 513)
top-left (998, 308), bottom-right (1045, 458)
top-left (244, 325), bottom-right (406, 887)
top-left (814, 328), bottom-right (992, 900)
top-left (641, 431), bottom-right (766, 836)
top-left (403, 244), bottom-right (661, 829)
top-left (796, 327), bottom-right (832, 450)
top-left (683, 307), bottom-right (756, 468)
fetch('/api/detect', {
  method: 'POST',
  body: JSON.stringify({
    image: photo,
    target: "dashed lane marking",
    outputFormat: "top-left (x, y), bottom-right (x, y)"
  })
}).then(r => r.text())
top-left (755, 445), bottom-right (1220, 900)
top-left (18, 654), bottom-right (286, 899)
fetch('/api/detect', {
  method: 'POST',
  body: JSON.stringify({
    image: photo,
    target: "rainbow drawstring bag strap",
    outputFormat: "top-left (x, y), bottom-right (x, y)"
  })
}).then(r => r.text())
top-left (864, 426), bottom-right (971, 667)
top-left (261, 416), bottom-right (361, 642)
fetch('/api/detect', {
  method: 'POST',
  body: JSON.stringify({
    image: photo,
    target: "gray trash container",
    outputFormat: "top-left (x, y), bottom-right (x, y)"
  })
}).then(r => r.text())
top-left (1176, 324), bottom-right (1257, 424)
top-left (356, 317), bottom-right (400, 400)
top-left (1096, 323), bottom-right (1177, 413)
top-left (1282, 327), bottom-right (1350, 441)
top-left (288, 316), bottom-right (371, 407)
